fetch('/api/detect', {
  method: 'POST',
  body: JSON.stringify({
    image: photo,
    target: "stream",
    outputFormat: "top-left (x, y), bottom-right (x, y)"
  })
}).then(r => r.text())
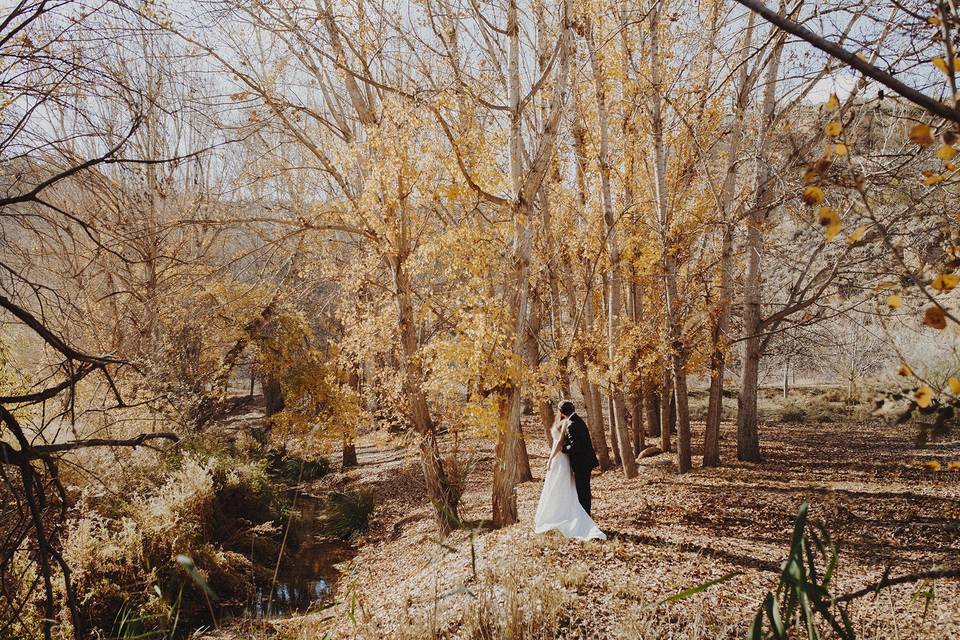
top-left (238, 496), bottom-right (357, 618)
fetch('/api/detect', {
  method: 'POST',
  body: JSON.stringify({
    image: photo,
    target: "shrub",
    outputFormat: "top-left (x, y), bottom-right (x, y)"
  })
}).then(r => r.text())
top-left (443, 443), bottom-right (481, 511)
top-left (560, 563), bottom-right (590, 589)
top-left (267, 449), bottom-right (330, 484)
top-left (60, 453), bottom-right (284, 635)
top-left (779, 406), bottom-right (808, 423)
top-left (461, 574), bottom-right (570, 640)
top-left (322, 490), bottom-right (375, 541)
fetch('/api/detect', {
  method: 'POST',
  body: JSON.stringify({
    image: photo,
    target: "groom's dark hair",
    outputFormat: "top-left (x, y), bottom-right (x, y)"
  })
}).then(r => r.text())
top-left (559, 400), bottom-right (575, 417)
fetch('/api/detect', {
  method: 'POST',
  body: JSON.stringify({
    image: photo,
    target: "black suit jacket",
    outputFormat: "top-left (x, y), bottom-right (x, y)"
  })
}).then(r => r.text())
top-left (561, 413), bottom-right (599, 472)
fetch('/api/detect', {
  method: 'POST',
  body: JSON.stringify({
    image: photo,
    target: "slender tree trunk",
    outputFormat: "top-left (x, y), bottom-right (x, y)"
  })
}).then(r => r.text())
top-left (782, 358), bottom-right (790, 399)
top-left (702, 336), bottom-right (726, 466)
top-left (492, 0), bottom-right (572, 526)
top-left (660, 370), bottom-right (672, 452)
top-left (419, 431), bottom-right (460, 532)
top-left (579, 377), bottom-right (612, 469)
top-left (649, 3), bottom-right (691, 472)
top-left (738, 337), bottom-right (763, 461)
top-left (670, 343), bottom-right (693, 473)
top-left (620, 18), bottom-right (644, 460)
top-left (670, 392), bottom-right (677, 433)
top-left (708, 10), bottom-right (756, 468)
top-left (738, 211), bottom-right (764, 462)
top-left (586, 21), bottom-right (637, 478)
top-left (523, 288), bottom-right (550, 479)
top-left (514, 424), bottom-right (533, 483)
top-left (630, 394), bottom-right (642, 454)
top-left (645, 386), bottom-right (661, 438)
top-left (736, 17), bottom-right (784, 463)
top-left (606, 390), bottom-right (621, 466)
top-left (539, 400), bottom-right (555, 443)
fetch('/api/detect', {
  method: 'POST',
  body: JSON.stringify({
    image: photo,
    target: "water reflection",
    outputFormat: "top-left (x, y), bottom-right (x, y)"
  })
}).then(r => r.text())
top-left (243, 498), bottom-right (356, 617)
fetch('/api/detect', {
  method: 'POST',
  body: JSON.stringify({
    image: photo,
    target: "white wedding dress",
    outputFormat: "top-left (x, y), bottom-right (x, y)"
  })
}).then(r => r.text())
top-left (533, 421), bottom-right (606, 540)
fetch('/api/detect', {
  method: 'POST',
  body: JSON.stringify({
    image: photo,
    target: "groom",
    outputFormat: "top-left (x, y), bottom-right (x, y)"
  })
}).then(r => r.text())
top-left (559, 400), bottom-right (599, 515)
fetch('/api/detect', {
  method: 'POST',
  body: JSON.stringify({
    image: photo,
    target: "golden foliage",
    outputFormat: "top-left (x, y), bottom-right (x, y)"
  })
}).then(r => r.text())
top-left (803, 186), bottom-right (826, 205)
top-left (908, 123), bottom-right (934, 146)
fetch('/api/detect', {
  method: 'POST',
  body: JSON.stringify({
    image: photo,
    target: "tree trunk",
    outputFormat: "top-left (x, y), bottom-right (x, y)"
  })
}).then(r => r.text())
top-left (538, 399), bottom-right (555, 444)
top-left (735, 10), bottom-right (784, 463)
top-left (645, 387), bottom-right (661, 437)
top-left (737, 336), bottom-right (763, 461)
top-left (670, 392), bottom-right (677, 433)
top-left (419, 431), bottom-right (460, 533)
top-left (514, 421), bottom-right (533, 483)
top-left (342, 440), bottom-right (358, 468)
top-left (782, 357), bottom-right (790, 399)
top-left (264, 373), bottom-right (284, 416)
top-left (606, 390), bottom-right (622, 466)
top-left (702, 23), bottom-right (753, 480)
top-left (702, 344), bottom-right (724, 467)
top-left (670, 349), bottom-right (693, 473)
top-left (660, 370), bottom-right (672, 453)
top-left (491, 0), bottom-right (571, 527)
top-left (392, 254), bottom-right (460, 531)
top-left (649, 1), bottom-right (689, 472)
top-left (579, 377), bottom-right (612, 470)
top-left (629, 393), bottom-right (643, 454)
top-left (587, 21), bottom-right (637, 478)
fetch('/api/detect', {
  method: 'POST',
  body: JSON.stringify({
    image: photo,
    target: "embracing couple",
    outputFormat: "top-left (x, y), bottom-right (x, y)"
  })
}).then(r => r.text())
top-left (533, 400), bottom-right (606, 541)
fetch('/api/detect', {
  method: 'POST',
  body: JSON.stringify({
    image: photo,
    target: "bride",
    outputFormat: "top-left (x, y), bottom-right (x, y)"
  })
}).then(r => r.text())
top-left (533, 412), bottom-right (606, 540)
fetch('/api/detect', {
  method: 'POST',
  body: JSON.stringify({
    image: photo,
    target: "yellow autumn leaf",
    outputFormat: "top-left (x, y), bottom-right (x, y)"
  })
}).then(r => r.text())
top-left (932, 273), bottom-right (960, 291)
top-left (909, 123), bottom-right (935, 146)
top-left (937, 145), bottom-right (958, 161)
top-left (948, 377), bottom-right (960, 394)
top-left (825, 120), bottom-right (842, 137)
top-left (817, 206), bottom-right (839, 227)
top-left (928, 16), bottom-right (943, 27)
top-left (898, 364), bottom-right (912, 377)
top-left (922, 172), bottom-right (945, 186)
top-left (824, 93), bottom-right (840, 111)
top-left (915, 386), bottom-right (933, 408)
top-left (803, 186), bottom-right (825, 205)
top-left (949, 461), bottom-right (960, 471)
top-left (933, 56), bottom-right (960, 74)
top-left (847, 226), bottom-right (866, 244)
top-left (925, 460), bottom-right (942, 471)
top-left (833, 143), bottom-right (848, 156)
top-left (887, 294), bottom-right (902, 310)
top-left (825, 222), bottom-right (842, 242)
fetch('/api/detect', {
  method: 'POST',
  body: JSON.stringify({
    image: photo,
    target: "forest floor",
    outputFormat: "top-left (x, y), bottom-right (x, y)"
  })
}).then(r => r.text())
top-left (226, 408), bottom-right (960, 639)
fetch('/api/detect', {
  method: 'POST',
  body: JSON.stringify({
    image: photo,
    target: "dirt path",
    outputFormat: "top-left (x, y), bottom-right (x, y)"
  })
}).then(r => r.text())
top-left (277, 418), bottom-right (959, 639)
